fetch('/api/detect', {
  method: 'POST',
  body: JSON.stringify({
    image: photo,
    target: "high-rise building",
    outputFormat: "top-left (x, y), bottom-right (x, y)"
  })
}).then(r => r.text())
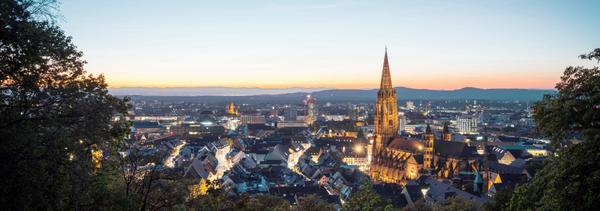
top-left (406, 101), bottom-right (415, 110)
top-left (398, 113), bottom-right (407, 134)
top-left (283, 108), bottom-right (298, 121)
top-left (457, 115), bottom-right (478, 134)
top-left (240, 115), bottom-right (266, 125)
top-left (305, 95), bottom-right (317, 125)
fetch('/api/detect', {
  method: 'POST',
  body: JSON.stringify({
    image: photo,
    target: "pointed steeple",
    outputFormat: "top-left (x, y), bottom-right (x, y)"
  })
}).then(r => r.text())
top-left (372, 47), bottom-right (398, 155)
top-left (443, 122), bottom-right (450, 133)
top-left (380, 48), bottom-right (393, 90)
top-left (442, 122), bottom-right (452, 142)
top-left (425, 124), bottom-right (432, 134)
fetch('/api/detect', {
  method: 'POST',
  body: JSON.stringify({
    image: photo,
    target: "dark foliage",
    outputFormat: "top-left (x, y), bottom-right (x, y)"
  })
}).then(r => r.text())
top-left (0, 0), bottom-right (129, 209)
top-left (496, 48), bottom-right (600, 210)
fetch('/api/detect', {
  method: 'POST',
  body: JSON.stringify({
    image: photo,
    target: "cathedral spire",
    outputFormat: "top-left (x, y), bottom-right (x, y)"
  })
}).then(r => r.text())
top-left (380, 48), bottom-right (393, 90)
top-left (372, 48), bottom-right (399, 154)
top-left (371, 47), bottom-right (400, 183)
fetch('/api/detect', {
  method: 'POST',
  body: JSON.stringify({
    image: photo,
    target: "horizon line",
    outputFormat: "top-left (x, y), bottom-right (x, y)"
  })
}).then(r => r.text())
top-left (108, 86), bottom-right (555, 91)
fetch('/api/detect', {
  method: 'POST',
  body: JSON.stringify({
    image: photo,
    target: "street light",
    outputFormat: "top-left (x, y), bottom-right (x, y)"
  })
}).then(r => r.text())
top-left (354, 145), bottom-right (363, 153)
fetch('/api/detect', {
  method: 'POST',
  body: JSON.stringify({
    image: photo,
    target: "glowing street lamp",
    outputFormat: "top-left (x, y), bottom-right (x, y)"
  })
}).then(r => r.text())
top-left (354, 145), bottom-right (363, 153)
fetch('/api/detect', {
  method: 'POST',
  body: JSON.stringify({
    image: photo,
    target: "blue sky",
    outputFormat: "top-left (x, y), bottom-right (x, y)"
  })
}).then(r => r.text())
top-left (59, 0), bottom-right (600, 89)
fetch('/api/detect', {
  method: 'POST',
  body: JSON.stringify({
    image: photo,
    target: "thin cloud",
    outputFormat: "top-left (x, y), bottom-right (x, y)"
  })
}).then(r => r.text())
top-left (263, 2), bottom-right (357, 12)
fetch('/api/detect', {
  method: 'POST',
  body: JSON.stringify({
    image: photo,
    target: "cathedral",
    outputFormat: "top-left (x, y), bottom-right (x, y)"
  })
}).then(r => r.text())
top-left (369, 49), bottom-right (482, 184)
top-left (226, 102), bottom-right (239, 116)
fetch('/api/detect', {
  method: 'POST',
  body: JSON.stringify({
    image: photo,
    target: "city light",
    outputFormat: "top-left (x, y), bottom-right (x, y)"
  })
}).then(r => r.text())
top-left (4, 0), bottom-right (593, 209)
top-left (354, 145), bottom-right (363, 153)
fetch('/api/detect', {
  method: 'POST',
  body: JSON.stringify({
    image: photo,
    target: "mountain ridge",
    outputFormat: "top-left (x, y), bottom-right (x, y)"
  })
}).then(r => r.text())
top-left (118, 86), bottom-right (555, 103)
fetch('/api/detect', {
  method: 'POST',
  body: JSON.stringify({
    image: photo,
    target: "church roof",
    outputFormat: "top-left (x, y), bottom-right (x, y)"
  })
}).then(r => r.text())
top-left (387, 137), bottom-right (423, 152)
top-left (434, 140), bottom-right (477, 158)
top-left (486, 160), bottom-right (525, 175)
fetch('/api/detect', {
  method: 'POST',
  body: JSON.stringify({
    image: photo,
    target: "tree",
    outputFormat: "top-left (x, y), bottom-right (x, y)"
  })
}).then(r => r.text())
top-left (482, 188), bottom-right (513, 211)
top-left (0, 0), bottom-right (129, 209)
top-left (343, 180), bottom-right (387, 211)
top-left (435, 196), bottom-right (477, 211)
top-left (505, 48), bottom-right (600, 210)
top-left (295, 194), bottom-right (335, 211)
top-left (186, 181), bottom-right (234, 211)
top-left (532, 49), bottom-right (600, 147)
top-left (239, 194), bottom-right (292, 211)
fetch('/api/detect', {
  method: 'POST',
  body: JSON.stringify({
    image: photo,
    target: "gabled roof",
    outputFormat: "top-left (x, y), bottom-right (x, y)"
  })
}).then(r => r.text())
top-left (486, 160), bottom-right (524, 175)
top-left (184, 156), bottom-right (209, 179)
top-left (269, 186), bottom-right (340, 204)
top-left (404, 182), bottom-right (424, 202)
top-left (506, 149), bottom-right (532, 159)
top-left (419, 176), bottom-right (486, 205)
top-left (434, 140), bottom-right (477, 158)
top-left (387, 137), bottom-right (423, 152)
top-left (497, 173), bottom-right (527, 186)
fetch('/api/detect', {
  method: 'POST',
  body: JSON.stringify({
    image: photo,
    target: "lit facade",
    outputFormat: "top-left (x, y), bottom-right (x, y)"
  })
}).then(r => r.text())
top-left (305, 95), bottom-right (317, 125)
top-left (457, 115), bottom-right (478, 134)
top-left (369, 49), bottom-right (481, 184)
top-left (226, 102), bottom-right (239, 116)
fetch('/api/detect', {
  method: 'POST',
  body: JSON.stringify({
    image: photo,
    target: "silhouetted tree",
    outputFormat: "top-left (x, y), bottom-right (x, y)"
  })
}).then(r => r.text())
top-left (0, 0), bottom-right (129, 209)
top-left (343, 180), bottom-right (387, 210)
top-left (532, 48), bottom-right (600, 147)
top-left (504, 48), bottom-right (600, 210)
top-left (435, 196), bottom-right (477, 211)
top-left (295, 194), bottom-right (336, 211)
top-left (400, 200), bottom-right (432, 211)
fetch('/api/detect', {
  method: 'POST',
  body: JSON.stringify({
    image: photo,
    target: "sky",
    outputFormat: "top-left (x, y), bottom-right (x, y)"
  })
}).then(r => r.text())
top-left (58, 0), bottom-right (600, 90)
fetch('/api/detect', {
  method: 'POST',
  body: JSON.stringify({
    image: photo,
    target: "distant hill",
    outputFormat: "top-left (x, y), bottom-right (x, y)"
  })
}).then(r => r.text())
top-left (109, 87), bottom-right (327, 96)
top-left (310, 87), bottom-right (555, 102)
top-left (120, 87), bottom-right (555, 103)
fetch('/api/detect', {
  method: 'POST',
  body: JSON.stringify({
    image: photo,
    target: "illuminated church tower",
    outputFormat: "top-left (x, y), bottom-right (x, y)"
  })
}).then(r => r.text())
top-left (423, 124), bottom-right (434, 169)
top-left (373, 48), bottom-right (398, 154)
top-left (442, 122), bottom-right (452, 141)
top-left (305, 95), bottom-right (317, 125)
top-left (226, 102), bottom-right (238, 116)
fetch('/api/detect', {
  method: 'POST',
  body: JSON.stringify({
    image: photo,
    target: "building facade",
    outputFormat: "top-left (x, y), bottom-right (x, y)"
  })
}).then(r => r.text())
top-left (305, 95), bottom-right (317, 125)
top-left (369, 49), bottom-right (481, 184)
top-left (457, 114), bottom-right (478, 134)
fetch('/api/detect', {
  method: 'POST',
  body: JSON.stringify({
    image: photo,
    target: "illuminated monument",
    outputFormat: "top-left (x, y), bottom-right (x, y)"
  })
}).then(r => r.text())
top-left (369, 49), bottom-right (480, 184)
top-left (226, 102), bottom-right (239, 116)
top-left (373, 48), bottom-right (398, 154)
top-left (370, 48), bottom-right (422, 183)
top-left (304, 95), bottom-right (317, 125)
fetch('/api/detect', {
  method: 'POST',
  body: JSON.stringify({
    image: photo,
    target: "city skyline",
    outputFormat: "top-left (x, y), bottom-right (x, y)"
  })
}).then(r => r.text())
top-left (60, 0), bottom-right (600, 89)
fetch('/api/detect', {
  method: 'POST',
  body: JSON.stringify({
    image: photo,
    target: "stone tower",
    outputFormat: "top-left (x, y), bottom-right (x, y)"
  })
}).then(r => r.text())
top-left (442, 122), bottom-right (452, 141)
top-left (226, 102), bottom-right (238, 116)
top-left (423, 124), bottom-right (434, 169)
top-left (373, 48), bottom-right (398, 154)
